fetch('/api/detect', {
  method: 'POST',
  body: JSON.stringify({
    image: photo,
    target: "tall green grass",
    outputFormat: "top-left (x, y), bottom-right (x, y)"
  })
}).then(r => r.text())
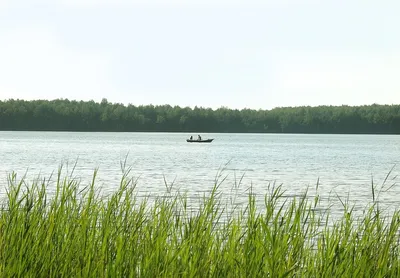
top-left (0, 168), bottom-right (399, 277)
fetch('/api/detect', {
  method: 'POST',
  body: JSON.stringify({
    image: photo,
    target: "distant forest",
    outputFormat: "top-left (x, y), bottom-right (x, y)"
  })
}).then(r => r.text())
top-left (0, 99), bottom-right (400, 134)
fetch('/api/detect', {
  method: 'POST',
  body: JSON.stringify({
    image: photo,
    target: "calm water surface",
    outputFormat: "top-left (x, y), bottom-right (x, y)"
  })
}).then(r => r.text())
top-left (1, 132), bottom-right (399, 216)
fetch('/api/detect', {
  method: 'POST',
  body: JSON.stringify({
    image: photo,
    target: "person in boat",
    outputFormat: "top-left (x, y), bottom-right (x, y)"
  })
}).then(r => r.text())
top-left (198, 135), bottom-right (202, 141)
top-left (190, 136), bottom-right (193, 140)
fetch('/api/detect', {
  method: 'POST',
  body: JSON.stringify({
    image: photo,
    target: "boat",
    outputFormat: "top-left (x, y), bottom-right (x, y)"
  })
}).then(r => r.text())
top-left (186, 138), bottom-right (214, 143)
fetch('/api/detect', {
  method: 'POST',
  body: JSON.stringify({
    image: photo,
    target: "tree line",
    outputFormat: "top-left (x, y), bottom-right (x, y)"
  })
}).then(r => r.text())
top-left (0, 98), bottom-right (399, 134)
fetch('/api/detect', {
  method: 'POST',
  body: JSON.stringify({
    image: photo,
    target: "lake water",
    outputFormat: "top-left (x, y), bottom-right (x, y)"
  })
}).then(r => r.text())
top-left (1, 131), bottom-right (399, 217)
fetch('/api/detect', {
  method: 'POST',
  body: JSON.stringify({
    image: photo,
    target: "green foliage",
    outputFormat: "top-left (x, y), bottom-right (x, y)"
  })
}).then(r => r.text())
top-left (1, 169), bottom-right (400, 277)
top-left (0, 99), bottom-right (400, 133)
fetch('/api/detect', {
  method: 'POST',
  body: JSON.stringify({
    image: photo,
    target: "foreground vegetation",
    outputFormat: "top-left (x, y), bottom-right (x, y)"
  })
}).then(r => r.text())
top-left (1, 170), bottom-right (400, 277)
top-left (1, 98), bottom-right (400, 133)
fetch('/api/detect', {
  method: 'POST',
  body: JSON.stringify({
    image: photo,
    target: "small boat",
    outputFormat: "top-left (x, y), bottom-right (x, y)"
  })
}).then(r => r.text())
top-left (186, 138), bottom-right (214, 143)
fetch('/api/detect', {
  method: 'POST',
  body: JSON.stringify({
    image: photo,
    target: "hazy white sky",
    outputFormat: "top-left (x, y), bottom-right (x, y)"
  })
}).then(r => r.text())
top-left (0, 0), bottom-right (399, 109)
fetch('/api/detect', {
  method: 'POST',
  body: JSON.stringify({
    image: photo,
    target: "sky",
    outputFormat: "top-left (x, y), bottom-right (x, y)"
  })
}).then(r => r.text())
top-left (0, 0), bottom-right (399, 110)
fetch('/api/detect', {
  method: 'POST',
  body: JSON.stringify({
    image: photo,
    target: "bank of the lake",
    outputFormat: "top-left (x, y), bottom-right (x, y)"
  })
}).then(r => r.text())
top-left (1, 170), bottom-right (400, 277)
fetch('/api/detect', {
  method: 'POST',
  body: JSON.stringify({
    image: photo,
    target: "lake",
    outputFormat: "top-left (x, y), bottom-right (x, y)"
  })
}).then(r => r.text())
top-left (0, 131), bottom-right (399, 217)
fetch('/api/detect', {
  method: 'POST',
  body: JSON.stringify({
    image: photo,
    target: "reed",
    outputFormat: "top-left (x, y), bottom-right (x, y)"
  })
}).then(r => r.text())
top-left (0, 168), bottom-right (399, 277)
